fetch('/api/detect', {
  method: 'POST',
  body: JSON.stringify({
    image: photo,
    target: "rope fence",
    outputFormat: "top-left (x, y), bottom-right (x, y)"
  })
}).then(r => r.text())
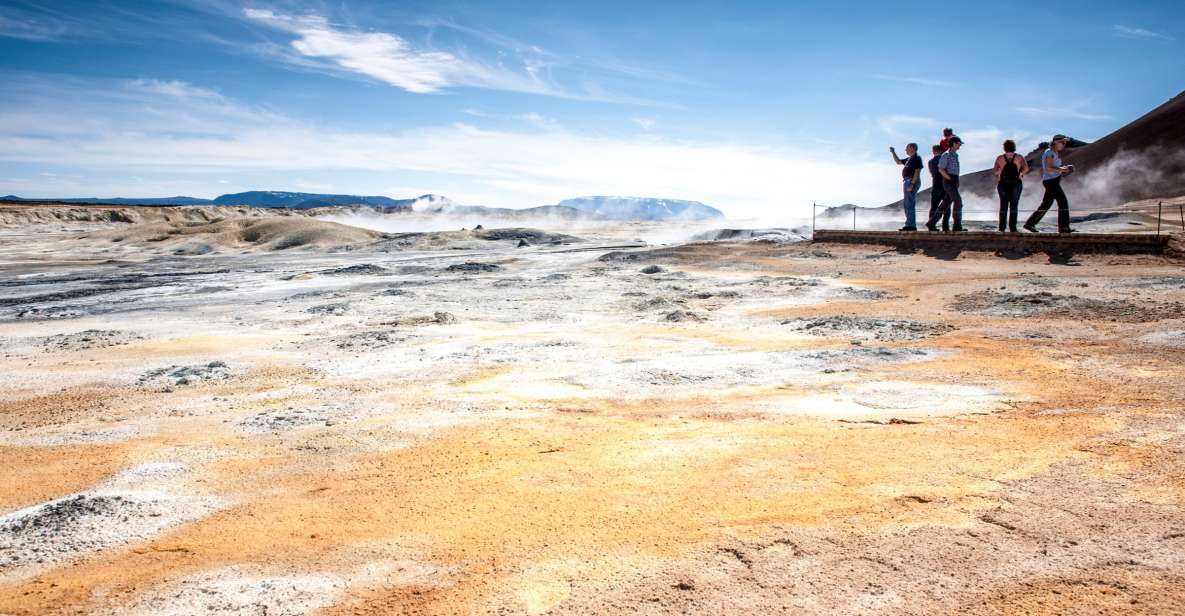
top-left (811, 201), bottom-right (1185, 234)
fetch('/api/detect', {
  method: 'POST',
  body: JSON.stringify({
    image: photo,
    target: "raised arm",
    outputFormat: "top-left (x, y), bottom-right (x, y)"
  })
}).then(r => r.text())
top-left (889, 147), bottom-right (904, 165)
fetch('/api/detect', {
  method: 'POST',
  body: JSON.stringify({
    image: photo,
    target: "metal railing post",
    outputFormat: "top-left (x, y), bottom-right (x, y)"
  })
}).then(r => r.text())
top-left (812, 202), bottom-right (816, 235)
top-left (852, 206), bottom-right (857, 231)
top-left (1178, 203), bottom-right (1183, 231)
top-left (1157, 201), bottom-right (1162, 236)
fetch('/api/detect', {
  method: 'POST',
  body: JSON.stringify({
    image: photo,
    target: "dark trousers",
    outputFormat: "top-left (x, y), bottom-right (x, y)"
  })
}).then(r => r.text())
top-left (1026, 177), bottom-right (1070, 231)
top-left (929, 176), bottom-right (962, 230)
top-left (928, 181), bottom-right (949, 230)
top-left (996, 181), bottom-right (1022, 231)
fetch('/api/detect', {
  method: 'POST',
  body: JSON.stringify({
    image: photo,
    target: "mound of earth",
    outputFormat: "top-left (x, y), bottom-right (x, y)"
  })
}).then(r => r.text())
top-left (139, 361), bottom-right (232, 387)
top-left (691, 228), bottom-right (808, 243)
top-left (784, 316), bottom-right (954, 341)
top-left (81, 218), bottom-right (383, 253)
top-left (40, 329), bottom-right (143, 352)
top-left (474, 228), bottom-right (582, 245)
top-left (952, 291), bottom-right (1184, 322)
top-left (0, 203), bottom-right (296, 226)
top-left (445, 262), bottom-right (502, 273)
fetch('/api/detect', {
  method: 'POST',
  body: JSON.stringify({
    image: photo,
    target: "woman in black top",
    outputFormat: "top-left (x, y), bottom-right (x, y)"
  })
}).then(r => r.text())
top-left (993, 140), bottom-right (1030, 232)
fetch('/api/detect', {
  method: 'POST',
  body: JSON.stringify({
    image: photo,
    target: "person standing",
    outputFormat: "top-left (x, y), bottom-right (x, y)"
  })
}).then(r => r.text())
top-left (927, 135), bottom-right (964, 232)
top-left (993, 139), bottom-right (1029, 232)
top-left (1024, 134), bottom-right (1075, 233)
top-left (939, 128), bottom-right (954, 152)
top-left (926, 144), bottom-right (949, 231)
top-left (890, 142), bottom-right (924, 231)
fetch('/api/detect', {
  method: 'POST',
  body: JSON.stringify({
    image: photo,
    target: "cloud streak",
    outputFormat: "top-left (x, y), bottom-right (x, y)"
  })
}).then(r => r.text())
top-left (0, 6), bottom-right (72, 41)
top-left (1111, 24), bottom-right (1175, 41)
top-left (1016, 106), bottom-right (1112, 122)
top-left (240, 7), bottom-right (652, 102)
top-left (873, 74), bottom-right (957, 88)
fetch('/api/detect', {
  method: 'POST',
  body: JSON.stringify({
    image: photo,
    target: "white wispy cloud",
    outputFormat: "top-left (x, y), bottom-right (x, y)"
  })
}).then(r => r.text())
top-left (242, 8), bottom-right (462, 94)
top-left (0, 73), bottom-right (893, 216)
top-left (876, 115), bottom-right (939, 140)
top-left (240, 7), bottom-right (622, 101)
top-left (632, 117), bottom-right (657, 131)
top-left (1112, 24), bottom-right (1175, 41)
top-left (0, 6), bottom-right (72, 41)
top-left (1016, 106), bottom-right (1113, 121)
top-left (873, 74), bottom-right (956, 88)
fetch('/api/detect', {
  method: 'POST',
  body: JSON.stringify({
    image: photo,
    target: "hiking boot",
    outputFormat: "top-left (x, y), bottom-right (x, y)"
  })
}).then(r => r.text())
top-left (899, 226), bottom-right (917, 232)
top-left (1023, 224), bottom-right (1039, 233)
top-left (1059, 228), bottom-right (1077, 234)
top-left (952, 227), bottom-right (965, 232)
top-left (925, 223), bottom-right (938, 232)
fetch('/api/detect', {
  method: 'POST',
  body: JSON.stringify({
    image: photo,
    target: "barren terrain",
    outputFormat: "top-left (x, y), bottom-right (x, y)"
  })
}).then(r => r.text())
top-left (2, 210), bottom-right (1184, 615)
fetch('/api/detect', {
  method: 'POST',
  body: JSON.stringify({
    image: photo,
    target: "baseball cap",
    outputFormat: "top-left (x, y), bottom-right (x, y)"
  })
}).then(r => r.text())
top-left (1051, 134), bottom-right (1069, 143)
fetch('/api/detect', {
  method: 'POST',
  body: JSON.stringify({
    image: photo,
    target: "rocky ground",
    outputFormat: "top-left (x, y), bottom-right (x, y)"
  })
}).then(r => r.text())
top-left (1, 215), bottom-right (1183, 615)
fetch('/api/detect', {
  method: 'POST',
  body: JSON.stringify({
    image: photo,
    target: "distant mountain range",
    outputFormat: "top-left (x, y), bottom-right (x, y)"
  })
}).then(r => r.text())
top-left (0, 195), bottom-right (213, 206)
top-left (0, 192), bottom-right (725, 221)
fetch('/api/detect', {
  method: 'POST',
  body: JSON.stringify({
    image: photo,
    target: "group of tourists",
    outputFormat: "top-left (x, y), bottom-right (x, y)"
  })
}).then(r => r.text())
top-left (889, 131), bottom-right (1076, 234)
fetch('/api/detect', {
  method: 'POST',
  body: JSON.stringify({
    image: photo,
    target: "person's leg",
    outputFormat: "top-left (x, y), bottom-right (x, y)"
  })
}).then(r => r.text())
top-left (1053, 179), bottom-right (1071, 231)
top-left (949, 178), bottom-right (964, 230)
top-left (997, 184), bottom-right (1008, 231)
top-left (902, 182), bottom-right (917, 229)
top-left (937, 181), bottom-right (954, 231)
top-left (1025, 180), bottom-right (1056, 230)
top-left (927, 184), bottom-right (944, 230)
top-left (1009, 183), bottom-right (1022, 232)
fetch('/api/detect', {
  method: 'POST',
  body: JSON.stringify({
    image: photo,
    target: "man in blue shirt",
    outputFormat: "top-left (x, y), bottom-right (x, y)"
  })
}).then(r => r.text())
top-left (1024, 134), bottom-right (1076, 233)
top-left (890, 142), bottom-right (924, 231)
top-left (927, 136), bottom-right (964, 232)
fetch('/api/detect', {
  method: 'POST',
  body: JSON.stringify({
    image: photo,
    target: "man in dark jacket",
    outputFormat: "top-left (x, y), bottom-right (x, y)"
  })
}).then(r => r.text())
top-left (925, 144), bottom-right (948, 231)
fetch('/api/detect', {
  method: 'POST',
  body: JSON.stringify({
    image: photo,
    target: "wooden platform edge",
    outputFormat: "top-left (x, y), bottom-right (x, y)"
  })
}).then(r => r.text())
top-left (811, 230), bottom-right (1170, 254)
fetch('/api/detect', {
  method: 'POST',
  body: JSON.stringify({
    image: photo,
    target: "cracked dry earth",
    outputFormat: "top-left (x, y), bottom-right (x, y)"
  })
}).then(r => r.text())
top-left (2, 223), bottom-right (1185, 615)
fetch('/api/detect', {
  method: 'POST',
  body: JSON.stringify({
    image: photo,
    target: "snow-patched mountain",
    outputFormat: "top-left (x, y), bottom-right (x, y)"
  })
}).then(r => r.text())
top-left (556, 196), bottom-right (723, 220)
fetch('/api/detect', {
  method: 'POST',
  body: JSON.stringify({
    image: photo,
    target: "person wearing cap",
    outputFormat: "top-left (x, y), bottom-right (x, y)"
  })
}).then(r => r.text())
top-left (927, 135), bottom-right (964, 232)
top-left (993, 139), bottom-right (1030, 232)
top-left (939, 128), bottom-right (954, 152)
top-left (926, 144), bottom-right (949, 231)
top-left (889, 142), bottom-right (923, 231)
top-left (1024, 134), bottom-right (1075, 233)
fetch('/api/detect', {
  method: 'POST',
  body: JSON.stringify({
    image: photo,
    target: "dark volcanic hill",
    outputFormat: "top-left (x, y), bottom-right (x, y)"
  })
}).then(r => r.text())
top-left (211, 191), bottom-right (416, 209)
top-left (0, 195), bottom-right (214, 206)
top-left (874, 90), bottom-right (1185, 214)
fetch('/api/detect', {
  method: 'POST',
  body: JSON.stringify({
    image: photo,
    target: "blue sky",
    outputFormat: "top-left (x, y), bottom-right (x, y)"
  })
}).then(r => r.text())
top-left (1, 0), bottom-right (1181, 217)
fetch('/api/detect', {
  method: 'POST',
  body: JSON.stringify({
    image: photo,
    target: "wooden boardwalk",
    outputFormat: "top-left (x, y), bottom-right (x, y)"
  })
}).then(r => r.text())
top-left (812, 230), bottom-right (1170, 254)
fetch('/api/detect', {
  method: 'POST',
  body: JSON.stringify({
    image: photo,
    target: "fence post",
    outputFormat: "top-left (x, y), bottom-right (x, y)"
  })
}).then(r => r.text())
top-left (1157, 201), bottom-right (1162, 236)
top-left (1178, 203), bottom-right (1183, 231)
top-left (852, 206), bottom-right (857, 231)
top-left (812, 202), bottom-right (816, 236)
